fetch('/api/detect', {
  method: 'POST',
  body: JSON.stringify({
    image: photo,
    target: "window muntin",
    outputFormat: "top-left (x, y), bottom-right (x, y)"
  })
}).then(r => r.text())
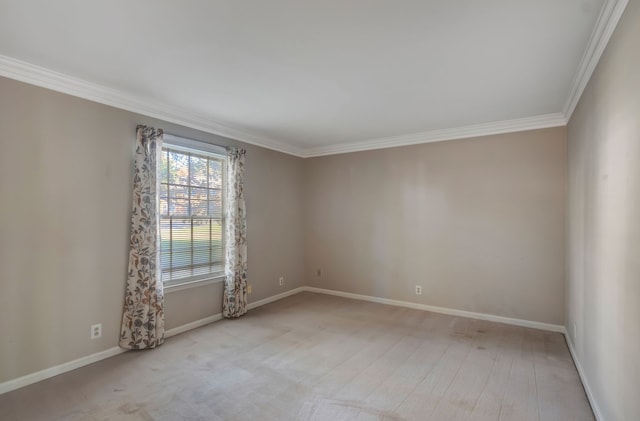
top-left (159, 142), bottom-right (225, 285)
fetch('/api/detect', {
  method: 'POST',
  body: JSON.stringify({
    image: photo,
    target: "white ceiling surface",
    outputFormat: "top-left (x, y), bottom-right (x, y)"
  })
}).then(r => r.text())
top-left (0, 1), bottom-right (608, 155)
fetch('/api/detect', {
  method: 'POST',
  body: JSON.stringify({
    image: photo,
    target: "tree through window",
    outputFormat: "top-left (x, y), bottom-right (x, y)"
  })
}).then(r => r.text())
top-left (159, 139), bottom-right (226, 285)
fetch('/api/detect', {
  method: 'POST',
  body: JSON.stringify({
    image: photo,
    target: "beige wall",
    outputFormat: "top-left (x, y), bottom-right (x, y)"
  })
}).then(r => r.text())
top-left (305, 128), bottom-right (567, 325)
top-left (567, 1), bottom-right (640, 419)
top-left (1, 8), bottom-right (637, 415)
top-left (0, 75), bottom-right (569, 389)
top-left (0, 77), bottom-right (306, 383)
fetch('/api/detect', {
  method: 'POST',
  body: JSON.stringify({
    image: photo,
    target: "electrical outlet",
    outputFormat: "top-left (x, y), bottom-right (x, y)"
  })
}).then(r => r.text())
top-left (415, 285), bottom-right (422, 295)
top-left (247, 284), bottom-right (252, 294)
top-left (279, 276), bottom-right (285, 286)
top-left (90, 323), bottom-right (102, 339)
top-left (316, 268), bottom-right (322, 277)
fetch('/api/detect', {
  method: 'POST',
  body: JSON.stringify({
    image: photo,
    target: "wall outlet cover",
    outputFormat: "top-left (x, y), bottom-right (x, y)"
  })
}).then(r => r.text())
top-left (90, 323), bottom-right (102, 339)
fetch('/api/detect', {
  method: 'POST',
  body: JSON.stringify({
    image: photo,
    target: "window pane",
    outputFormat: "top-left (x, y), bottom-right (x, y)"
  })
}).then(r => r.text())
top-left (170, 219), bottom-right (191, 251)
top-left (193, 221), bottom-right (211, 244)
top-left (160, 143), bottom-right (226, 284)
top-left (190, 155), bottom-right (208, 187)
top-left (160, 197), bottom-right (168, 216)
top-left (209, 159), bottom-right (223, 189)
top-left (191, 187), bottom-right (208, 201)
top-left (160, 250), bottom-right (171, 271)
top-left (169, 185), bottom-right (188, 199)
top-left (191, 199), bottom-right (208, 216)
top-left (170, 249), bottom-right (193, 269)
top-left (210, 244), bottom-right (223, 261)
top-left (168, 151), bottom-right (189, 185)
top-left (208, 190), bottom-right (222, 217)
top-left (193, 247), bottom-right (211, 266)
top-left (210, 219), bottom-right (223, 242)
top-left (160, 219), bottom-right (171, 254)
top-left (160, 150), bottom-right (169, 184)
top-left (170, 198), bottom-right (189, 216)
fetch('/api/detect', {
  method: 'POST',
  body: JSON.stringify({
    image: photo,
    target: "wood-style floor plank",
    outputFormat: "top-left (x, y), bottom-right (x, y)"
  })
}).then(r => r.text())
top-left (0, 292), bottom-right (593, 420)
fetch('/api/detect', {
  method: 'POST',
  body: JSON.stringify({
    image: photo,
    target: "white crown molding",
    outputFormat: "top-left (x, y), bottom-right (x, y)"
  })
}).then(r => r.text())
top-left (300, 113), bottom-right (567, 157)
top-left (0, 55), bottom-right (570, 160)
top-left (0, 0), bottom-right (627, 159)
top-left (0, 54), bottom-right (567, 158)
top-left (0, 54), bottom-right (306, 157)
top-left (563, 0), bottom-right (629, 119)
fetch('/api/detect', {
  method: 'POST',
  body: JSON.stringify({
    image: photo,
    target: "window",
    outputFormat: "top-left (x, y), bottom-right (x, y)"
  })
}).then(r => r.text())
top-left (159, 135), bottom-right (226, 286)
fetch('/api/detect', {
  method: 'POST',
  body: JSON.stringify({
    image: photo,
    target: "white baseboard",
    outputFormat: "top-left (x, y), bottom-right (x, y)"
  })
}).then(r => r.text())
top-left (302, 287), bottom-right (565, 333)
top-left (302, 288), bottom-right (604, 417)
top-left (247, 286), bottom-right (305, 310)
top-left (165, 286), bottom-right (306, 339)
top-left (0, 285), bottom-right (568, 397)
top-left (0, 286), bottom-right (304, 396)
top-left (165, 313), bottom-right (223, 338)
top-left (564, 333), bottom-right (604, 421)
top-left (0, 346), bottom-right (126, 395)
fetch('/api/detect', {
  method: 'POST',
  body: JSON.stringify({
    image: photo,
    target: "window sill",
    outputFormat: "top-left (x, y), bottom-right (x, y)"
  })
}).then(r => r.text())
top-left (164, 275), bottom-right (225, 293)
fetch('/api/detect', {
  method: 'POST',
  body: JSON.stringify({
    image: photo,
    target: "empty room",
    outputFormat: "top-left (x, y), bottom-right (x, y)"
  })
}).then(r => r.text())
top-left (0, 1), bottom-right (638, 420)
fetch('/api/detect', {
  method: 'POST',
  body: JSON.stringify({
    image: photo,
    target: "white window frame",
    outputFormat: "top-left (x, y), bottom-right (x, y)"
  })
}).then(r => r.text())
top-left (160, 134), bottom-right (227, 290)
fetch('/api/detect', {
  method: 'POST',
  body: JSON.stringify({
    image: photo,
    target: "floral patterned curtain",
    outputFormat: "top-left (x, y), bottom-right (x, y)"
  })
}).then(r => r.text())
top-left (223, 147), bottom-right (248, 318)
top-left (119, 125), bottom-right (165, 349)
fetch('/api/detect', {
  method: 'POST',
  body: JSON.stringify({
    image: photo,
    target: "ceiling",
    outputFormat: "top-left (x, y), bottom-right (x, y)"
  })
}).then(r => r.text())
top-left (0, 0), bottom-right (627, 156)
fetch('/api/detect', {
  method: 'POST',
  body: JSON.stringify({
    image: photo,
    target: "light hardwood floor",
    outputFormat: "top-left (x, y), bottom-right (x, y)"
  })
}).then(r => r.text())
top-left (0, 292), bottom-right (593, 420)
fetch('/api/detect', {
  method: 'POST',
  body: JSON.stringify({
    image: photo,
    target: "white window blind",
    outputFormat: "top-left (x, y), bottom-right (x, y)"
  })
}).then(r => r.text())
top-left (159, 141), bottom-right (226, 285)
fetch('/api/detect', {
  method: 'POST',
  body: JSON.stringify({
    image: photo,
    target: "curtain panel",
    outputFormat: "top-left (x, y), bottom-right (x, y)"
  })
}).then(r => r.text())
top-left (223, 147), bottom-right (248, 318)
top-left (119, 125), bottom-right (165, 349)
